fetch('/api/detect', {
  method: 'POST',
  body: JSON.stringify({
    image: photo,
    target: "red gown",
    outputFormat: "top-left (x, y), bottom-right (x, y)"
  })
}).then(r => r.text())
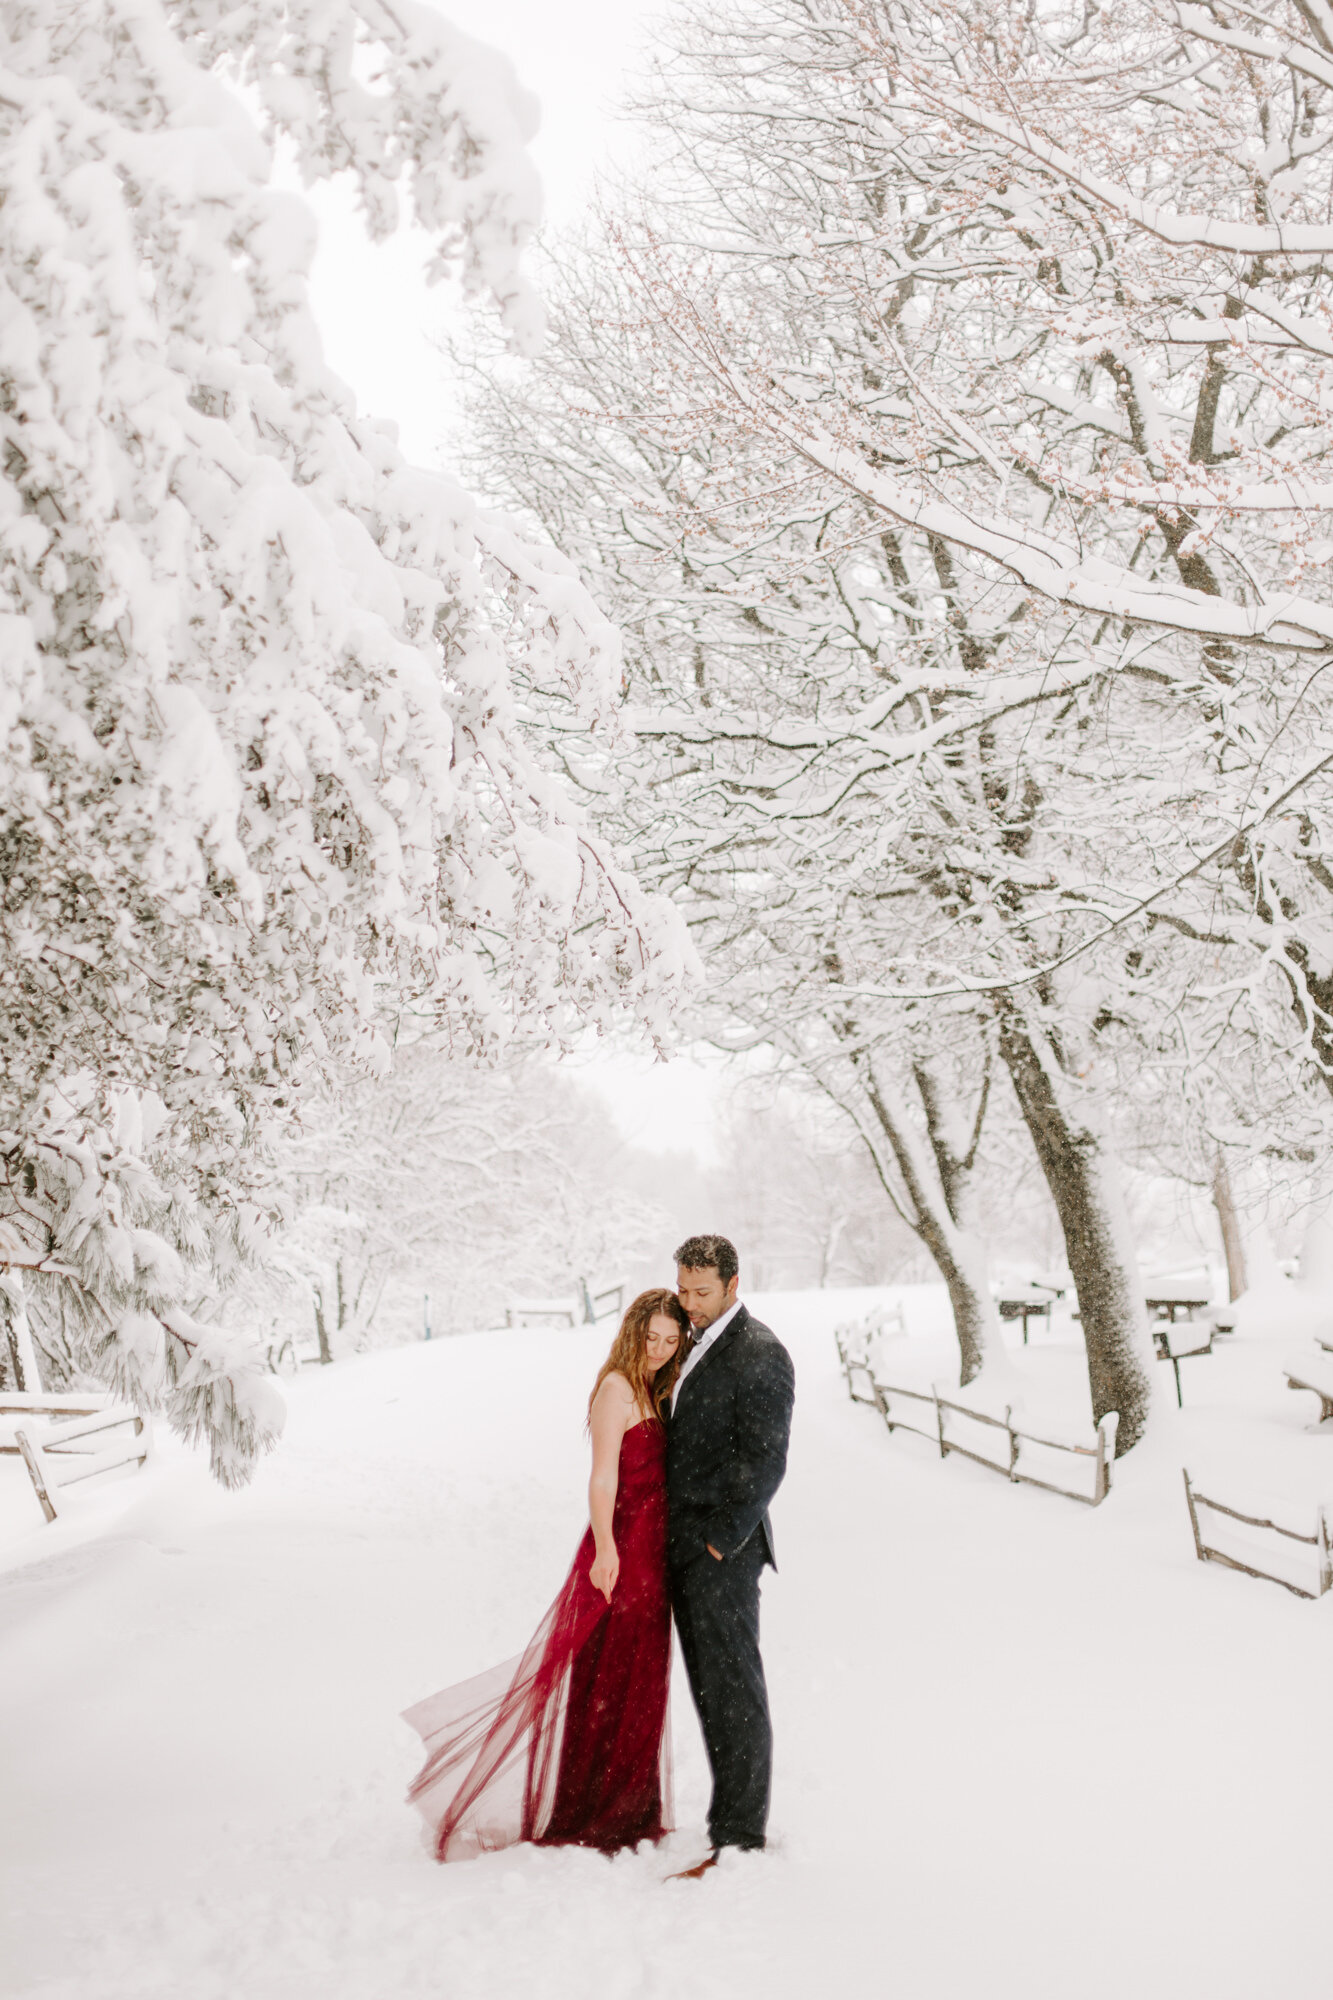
top-left (403, 1419), bottom-right (672, 1861)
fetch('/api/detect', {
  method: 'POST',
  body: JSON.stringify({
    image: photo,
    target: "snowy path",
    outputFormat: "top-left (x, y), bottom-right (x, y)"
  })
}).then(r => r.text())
top-left (3, 1298), bottom-right (1331, 2000)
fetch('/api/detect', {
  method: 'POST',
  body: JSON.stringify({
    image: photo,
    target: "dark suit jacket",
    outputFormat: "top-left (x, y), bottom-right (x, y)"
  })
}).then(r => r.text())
top-left (666, 1304), bottom-right (795, 1571)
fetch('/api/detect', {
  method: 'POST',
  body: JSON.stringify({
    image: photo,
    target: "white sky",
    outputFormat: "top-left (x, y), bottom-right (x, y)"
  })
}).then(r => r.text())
top-left (306, 2), bottom-right (734, 1157)
top-left (307, 0), bottom-right (661, 466)
top-left (566, 1042), bottom-right (738, 1163)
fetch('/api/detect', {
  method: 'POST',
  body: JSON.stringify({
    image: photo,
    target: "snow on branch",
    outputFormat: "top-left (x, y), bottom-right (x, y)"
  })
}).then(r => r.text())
top-left (619, 243), bottom-right (1333, 650)
top-left (0, 0), bottom-right (687, 1481)
top-left (176, 0), bottom-right (547, 342)
top-left (458, 0), bottom-right (1333, 1146)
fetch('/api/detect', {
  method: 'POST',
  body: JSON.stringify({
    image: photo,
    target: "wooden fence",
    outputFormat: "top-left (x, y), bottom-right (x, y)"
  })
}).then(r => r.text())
top-left (505, 1278), bottom-right (626, 1330)
top-left (1182, 1469), bottom-right (1333, 1601)
top-left (1, 1393), bottom-right (150, 1523)
top-left (835, 1328), bottom-right (1117, 1507)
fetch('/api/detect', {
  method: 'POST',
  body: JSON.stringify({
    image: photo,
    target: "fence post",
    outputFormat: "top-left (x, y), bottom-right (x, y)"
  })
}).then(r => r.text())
top-left (1182, 1467), bottom-right (1206, 1563)
top-left (16, 1429), bottom-right (57, 1524)
top-left (1006, 1406), bottom-right (1018, 1482)
top-left (1092, 1412), bottom-right (1117, 1503)
top-left (934, 1387), bottom-right (947, 1459)
top-left (1317, 1506), bottom-right (1333, 1598)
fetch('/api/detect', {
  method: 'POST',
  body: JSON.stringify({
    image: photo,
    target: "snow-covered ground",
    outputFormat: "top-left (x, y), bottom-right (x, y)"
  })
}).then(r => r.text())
top-left (3, 1289), bottom-right (1331, 2000)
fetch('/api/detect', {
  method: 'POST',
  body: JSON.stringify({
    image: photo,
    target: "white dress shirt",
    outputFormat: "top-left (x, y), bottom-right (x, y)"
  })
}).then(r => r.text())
top-left (672, 1298), bottom-right (743, 1411)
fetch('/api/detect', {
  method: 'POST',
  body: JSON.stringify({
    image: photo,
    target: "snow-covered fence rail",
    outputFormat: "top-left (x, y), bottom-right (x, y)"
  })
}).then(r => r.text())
top-left (579, 1279), bottom-right (626, 1325)
top-left (835, 1328), bottom-right (1117, 1507)
top-left (0, 1394), bottom-right (150, 1524)
top-left (1284, 1362), bottom-right (1333, 1425)
top-left (505, 1297), bottom-right (579, 1329)
top-left (506, 1279), bottom-right (627, 1330)
top-left (1182, 1471), bottom-right (1333, 1602)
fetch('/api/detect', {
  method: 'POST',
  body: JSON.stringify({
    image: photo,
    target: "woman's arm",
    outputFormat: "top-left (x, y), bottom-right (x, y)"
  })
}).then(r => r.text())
top-left (588, 1373), bottom-right (634, 1602)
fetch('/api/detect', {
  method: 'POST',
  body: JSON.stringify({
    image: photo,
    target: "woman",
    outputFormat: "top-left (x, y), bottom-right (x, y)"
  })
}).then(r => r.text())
top-left (403, 1288), bottom-right (689, 1861)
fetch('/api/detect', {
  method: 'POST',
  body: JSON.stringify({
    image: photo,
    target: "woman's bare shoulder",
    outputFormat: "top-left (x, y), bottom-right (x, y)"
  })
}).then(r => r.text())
top-left (592, 1369), bottom-right (637, 1411)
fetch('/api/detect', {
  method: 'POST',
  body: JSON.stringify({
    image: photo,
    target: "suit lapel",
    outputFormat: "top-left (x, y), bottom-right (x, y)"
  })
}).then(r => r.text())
top-left (676, 1304), bottom-right (747, 1406)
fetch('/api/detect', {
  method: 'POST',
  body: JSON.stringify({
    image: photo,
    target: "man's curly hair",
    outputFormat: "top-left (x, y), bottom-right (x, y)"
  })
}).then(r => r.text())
top-left (674, 1233), bottom-right (739, 1285)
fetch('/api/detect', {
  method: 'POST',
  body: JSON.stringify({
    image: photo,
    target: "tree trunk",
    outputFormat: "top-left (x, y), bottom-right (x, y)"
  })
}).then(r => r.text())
top-left (2, 1277), bottom-right (42, 1393)
top-left (4, 1316), bottom-right (24, 1392)
top-left (313, 1291), bottom-right (333, 1366)
top-left (996, 1002), bottom-right (1151, 1452)
top-left (1211, 1150), bottom-right (1247, 1303)
top-left (852, 1053), bottom-right (1004, 1387)
top-left (917, 1217), bottom-right (997, 1387)
top-left (912, 1053), bottom-right (990, 1233)
top-left (818, 1216), bottom-right (846, 1289)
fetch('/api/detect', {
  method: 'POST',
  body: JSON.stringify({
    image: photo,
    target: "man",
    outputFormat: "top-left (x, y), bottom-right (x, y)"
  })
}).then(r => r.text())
top-left (667, 1232), bottom-right (795, 1875)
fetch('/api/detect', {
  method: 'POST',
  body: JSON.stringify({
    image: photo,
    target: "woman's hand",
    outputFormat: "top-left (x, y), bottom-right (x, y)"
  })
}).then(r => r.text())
top-left (590, 1543), bottom-right (620, 1603)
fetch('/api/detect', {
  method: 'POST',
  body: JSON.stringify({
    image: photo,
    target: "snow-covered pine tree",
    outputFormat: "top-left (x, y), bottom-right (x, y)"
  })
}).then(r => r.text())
top-left (0, 2), bottom-right (684, 1481)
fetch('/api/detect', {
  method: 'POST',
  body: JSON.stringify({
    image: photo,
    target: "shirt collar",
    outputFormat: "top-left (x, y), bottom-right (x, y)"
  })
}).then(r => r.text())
top-left (692, 1298), bottom-right (742, 1349)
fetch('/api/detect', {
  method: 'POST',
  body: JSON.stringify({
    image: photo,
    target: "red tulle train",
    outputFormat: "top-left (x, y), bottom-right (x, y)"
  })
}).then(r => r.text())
top-left (403, 1419), bottom-right (672, 1861)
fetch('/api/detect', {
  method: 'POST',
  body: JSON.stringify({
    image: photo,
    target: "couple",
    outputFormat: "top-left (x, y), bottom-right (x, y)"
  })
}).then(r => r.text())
top-left (403, 1233), bottom-right (796, 1872)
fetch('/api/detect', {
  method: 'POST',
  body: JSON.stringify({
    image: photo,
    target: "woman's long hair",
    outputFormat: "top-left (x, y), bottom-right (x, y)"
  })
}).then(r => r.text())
top-left (588, 1287), bottom-right (690, 1426)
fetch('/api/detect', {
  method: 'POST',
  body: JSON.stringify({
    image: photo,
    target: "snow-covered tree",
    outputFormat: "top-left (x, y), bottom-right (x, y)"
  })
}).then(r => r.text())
top-left (456, 251), bottom-right (1017, 1388)
top-left (709, 1090), bottom-right (954, 1291)
top-left (0, 2), bottom-right (684, 1480)
top-left (238, 1047), bottom-right (670, 1359)
top-left (460, 0), bottom-right (1333, 1449)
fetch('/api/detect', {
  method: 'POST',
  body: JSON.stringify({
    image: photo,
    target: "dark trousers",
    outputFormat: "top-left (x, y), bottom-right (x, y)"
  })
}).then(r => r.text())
top-left (671, 1541), bottom-right (771, 1850)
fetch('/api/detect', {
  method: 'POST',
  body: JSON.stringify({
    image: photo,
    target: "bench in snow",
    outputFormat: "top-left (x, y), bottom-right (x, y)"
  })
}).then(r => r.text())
top-left (996, 1291), bottom-right (1057, 1343)
top-left (0, 1392), bottom-right (150, 1523)
top-left (1146, 1289), bottom-right (1211, 1324)
top-left (1070, 1285), bottom-right (1210, 1328)
top-left (1286, 1366), bottom-right (1333, 1425)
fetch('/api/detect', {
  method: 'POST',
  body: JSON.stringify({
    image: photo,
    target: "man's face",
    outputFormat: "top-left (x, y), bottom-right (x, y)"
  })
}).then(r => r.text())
top-left (677, 1264), bottom-right (738, 1333)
